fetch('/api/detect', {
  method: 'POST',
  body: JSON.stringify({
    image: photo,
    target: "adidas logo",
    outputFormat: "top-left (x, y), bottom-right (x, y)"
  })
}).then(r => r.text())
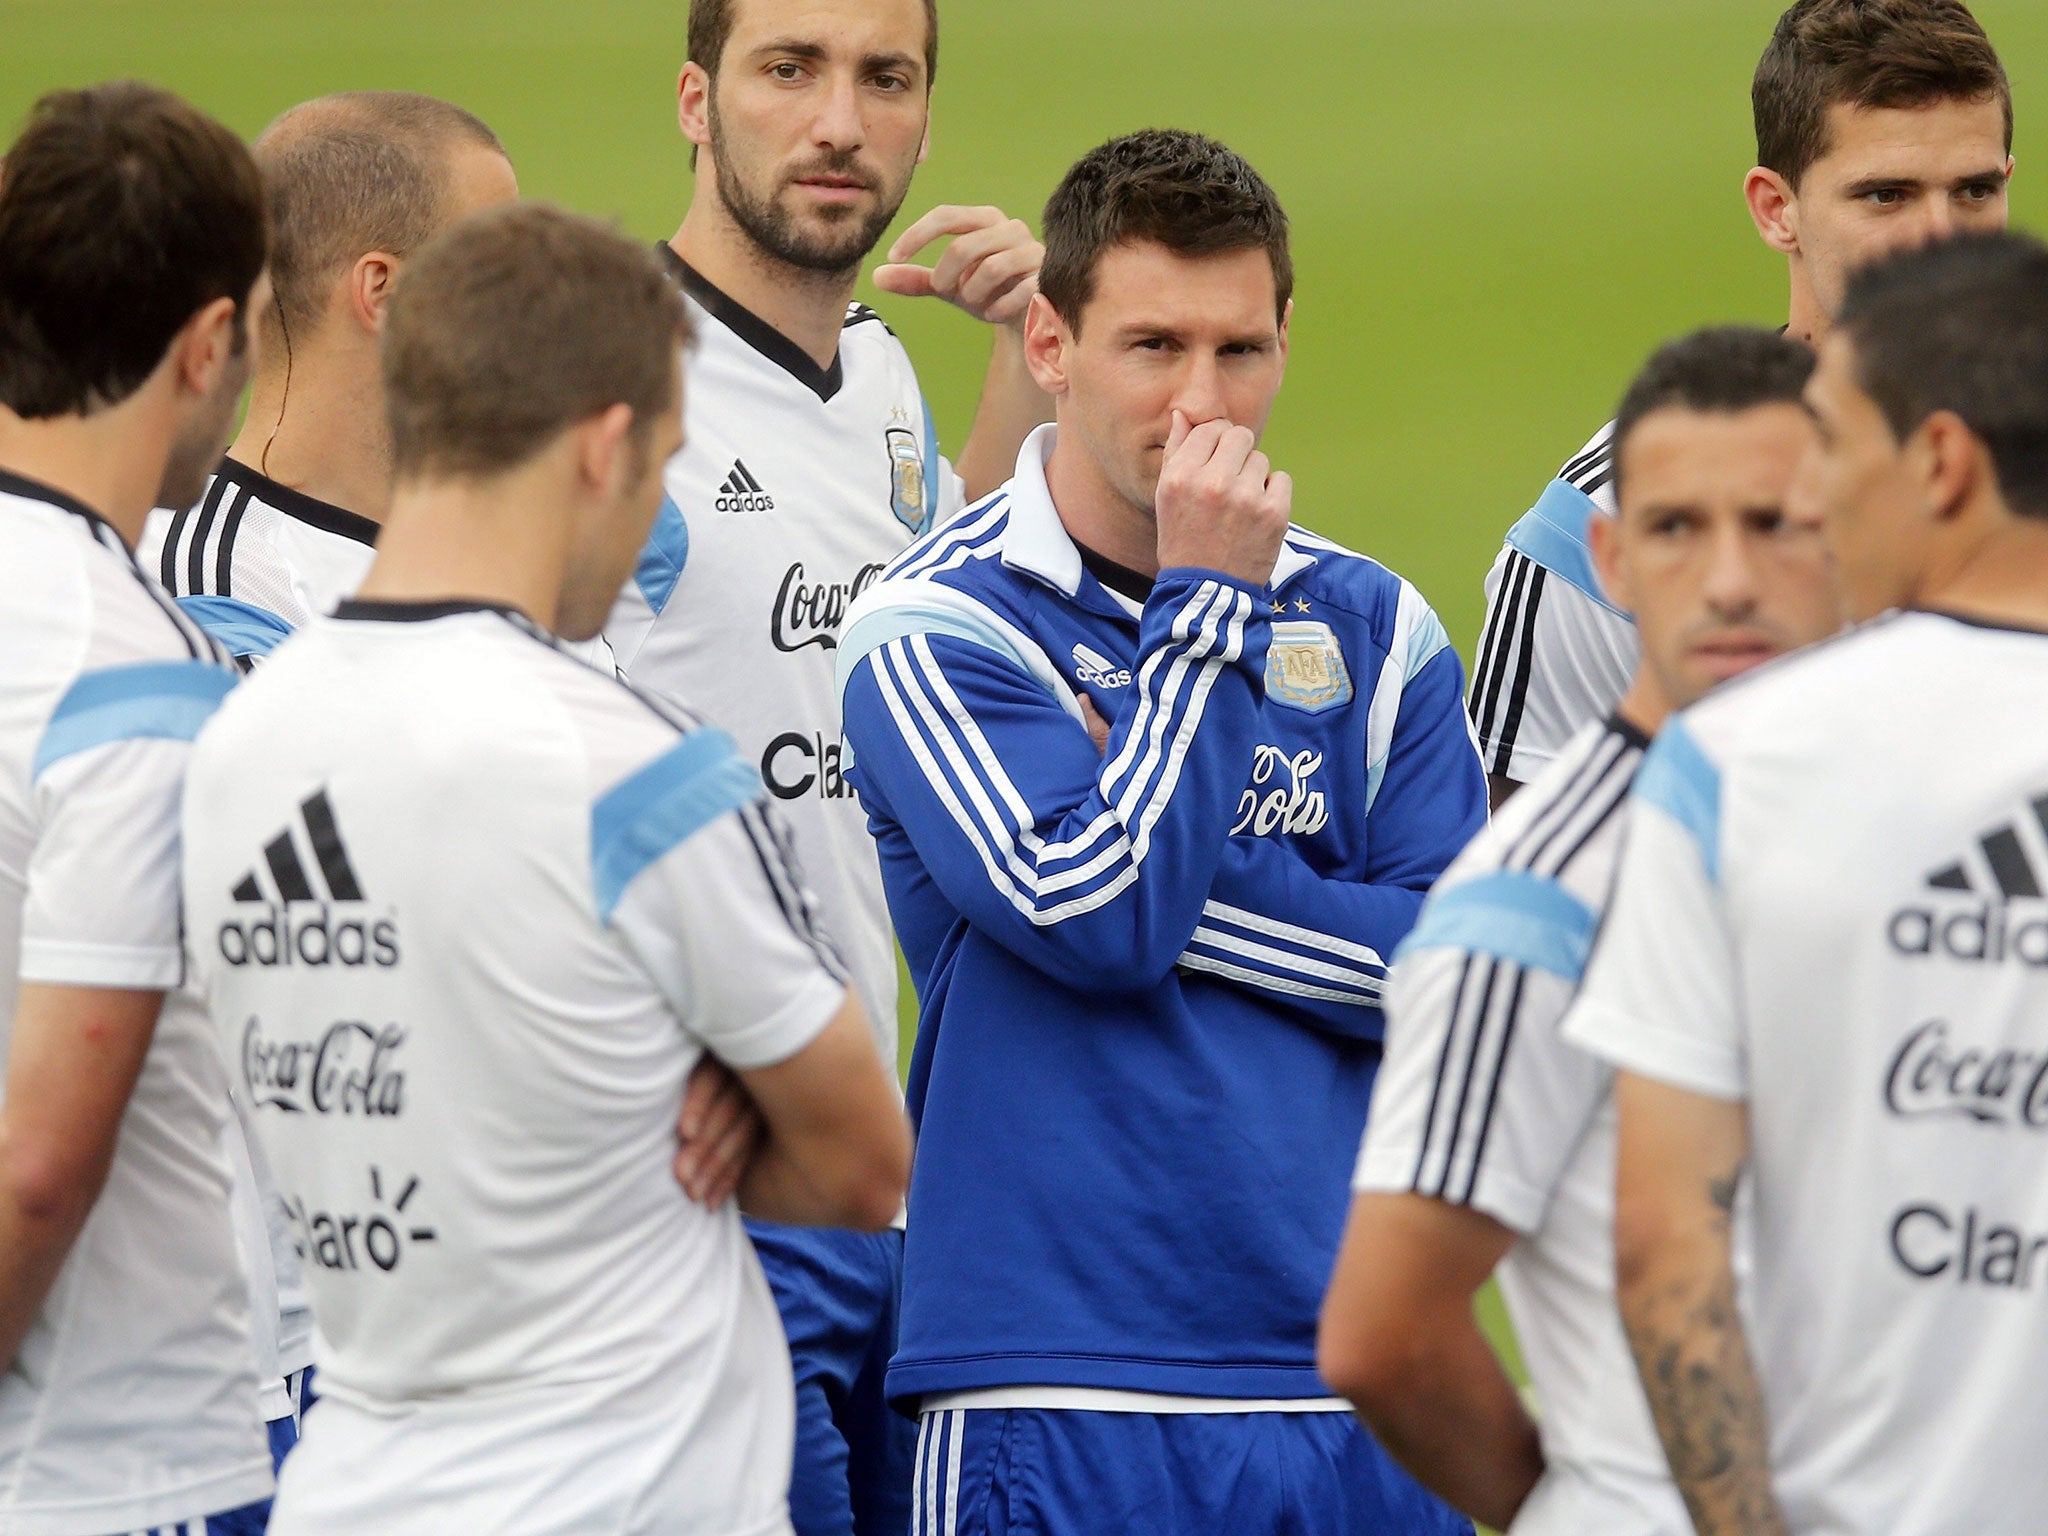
top-left (714, 460), bottom-right (775, 515)
top-left (218, 789), bottom-right (399, 969)
top-left (1890, 796), bottom-right (2048, 967)
top-left (1071, 642), bottom-right (1132, 689)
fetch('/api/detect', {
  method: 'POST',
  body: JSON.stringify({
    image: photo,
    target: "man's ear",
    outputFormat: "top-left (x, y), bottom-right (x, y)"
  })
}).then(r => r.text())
top-left (1744, 166), bottom-right (1801, 257)
top-left (350, 252), bottom-right (401, 335)
top-left (1916, 410), bottom-right (1989, 527)
top-left (1022, 292), bottom-right (1071, 397)
top-left (1588, 505), bottom-right (1632, 614)
top-left (579, 402), bottom-right (638, 496)
top-left (173, 295), bottom-right (241, 400)
top-left (678, 62), bottom-right (713, 150)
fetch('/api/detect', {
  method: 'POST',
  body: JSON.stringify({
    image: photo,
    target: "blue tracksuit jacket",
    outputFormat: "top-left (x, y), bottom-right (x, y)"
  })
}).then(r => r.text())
top-left (835, 427), bottom-right (1487, 1405)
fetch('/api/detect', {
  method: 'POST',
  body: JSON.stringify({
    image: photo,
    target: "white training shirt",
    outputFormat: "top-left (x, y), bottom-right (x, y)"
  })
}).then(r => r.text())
top-left (182, 599), bottom-right (851, 1536)
top-left (0, 469), bottom-right (272, 1536)
top-left (1357, 713), bottom-right (1692, 1536)
top-left (606, 250), bottom-right (964, 1065)
top-left (1470, 424), bottom-right (1639, 785)
top-left (1567, 610), bottom-right (2048, 1535)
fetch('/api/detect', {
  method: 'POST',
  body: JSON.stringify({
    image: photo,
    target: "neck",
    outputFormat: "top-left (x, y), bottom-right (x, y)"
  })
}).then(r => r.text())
top-left (1613, 668), bottom-right (1673, 739)
top-left (352, 467), bottom-right (569, 631)
top-left (231, 335), bottom-right (394, 522)
top-left (0, 397), bottom-right (174, 549)
top-left (1919, 509), bottom-right (2048, 632)
top-left (671, 183), bottom-right (856, 371)
top-left (1044, 424), bottom-right (1163, 578)
top-left (1784, 259), bottom-right (1829, 348)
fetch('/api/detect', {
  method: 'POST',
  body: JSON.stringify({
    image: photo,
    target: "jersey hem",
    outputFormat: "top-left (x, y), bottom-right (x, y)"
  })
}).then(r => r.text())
top-left (923, 1386), bottom-right (1352, 1414)
top-left (16, 938), bottom-right (181, 990)
top-left (1563, 998), bottom-right (1746, 1102)
top-left (3, 1453), bottom-right (273, 1536)
top-left (886, 1354), bottom-right (1332, 1412)
top-left (1352, 1144), bottom-right (1547, 1236)
top-left (709, 971), bottom-right (844, 1071)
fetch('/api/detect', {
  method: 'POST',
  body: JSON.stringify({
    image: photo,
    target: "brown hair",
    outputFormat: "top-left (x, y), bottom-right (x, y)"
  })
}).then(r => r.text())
top-left (0, 81), bottom-right (265, 418)
top-left (383, 202), bottom-right (690, 480)
top-left (1038, 129), bottom-right (1292, 334)
top-left (688, 0), bottom-right (938, 87)
top-left (1754, 0), bottom-right (2011, 187)
top-left (257, 92), bottom-right (505, 343)
top-left (1611, 327), bottom-right (1816, 505)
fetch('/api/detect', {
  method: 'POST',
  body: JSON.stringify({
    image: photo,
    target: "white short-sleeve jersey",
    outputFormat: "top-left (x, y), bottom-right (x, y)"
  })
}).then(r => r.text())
top-left (0, 469), bottom-right (272, 1536)
top-left (182, 599), bottom-right (850, 1536)
top-left (1358, 714), bottom-right (1692, 1536)
top-left (141, 456), bottom-right (380, 662)
top-left (1567, 611), bottom-right (2048, 1535)
top-left (1470, 424), bottom-right (1639, 786)
top-left (605, 251), bottom-right (966, 1065)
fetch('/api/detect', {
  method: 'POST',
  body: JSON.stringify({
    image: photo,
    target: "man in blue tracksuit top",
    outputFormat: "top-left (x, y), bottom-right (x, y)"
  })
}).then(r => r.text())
top-left (836, 130), bottom-right (1484, 1534)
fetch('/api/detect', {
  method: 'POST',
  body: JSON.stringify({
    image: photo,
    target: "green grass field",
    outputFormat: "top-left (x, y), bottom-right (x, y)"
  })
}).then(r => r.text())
top-left (3, 2), bottom-right (2042, 1518)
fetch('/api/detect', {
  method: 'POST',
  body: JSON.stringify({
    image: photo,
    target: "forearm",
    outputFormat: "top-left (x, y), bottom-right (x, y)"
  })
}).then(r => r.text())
top-left (1352, 1316), bottom-right (1543, 1531)
top-left (1619, 1247), bottom-right (1786, 1536)
top-left (953, 327), bottom-right (1052, 501)
top-left (0, 1174), bottom-right (95, 1368)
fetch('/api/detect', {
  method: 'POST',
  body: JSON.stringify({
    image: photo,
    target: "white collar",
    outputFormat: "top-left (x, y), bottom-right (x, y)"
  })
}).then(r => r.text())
top-left (1000, 424), bottom-right (1319, 598)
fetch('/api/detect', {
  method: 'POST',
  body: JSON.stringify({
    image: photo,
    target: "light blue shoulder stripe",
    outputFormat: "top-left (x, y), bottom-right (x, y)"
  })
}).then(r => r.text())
top-left (591, 726), bottom-right (762, 922)
top-left (1504, 478), bottom-right (1628, 618)
top-left (1404, 605), bottom-right (1452, 682)
top-left (1632, 716), bottom-right (1722, 883)
top-left (834, 590), bottom-right (1038, 707)
top-left (919, 394), bottom-right (941, 534)
top-left (33, 659), bottom-right (237, 781)
top-left (633, 494), bottom-right (690, 616)
top-left (177, 594), bottom-right (295, 658)
top-left (1394, 869), bottom-right (1599, 982)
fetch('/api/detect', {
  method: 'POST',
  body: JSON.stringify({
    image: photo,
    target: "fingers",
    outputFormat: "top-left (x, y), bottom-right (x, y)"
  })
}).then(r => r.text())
top-left (684, 1101), bottom-right (764, 1211)
top-left (886, 204), bottom-right (1009, 264)
top-left (870, 263), bottom-right (938, 298)
top-left (677, 1054), bottom-right (728, 1139)
top-left (1077, 694), bottom-right (1112, 755)
top-left (1263, 469), bottom-right (1295, 522)
top-left (1165, 409), bottom-right (1192, 457)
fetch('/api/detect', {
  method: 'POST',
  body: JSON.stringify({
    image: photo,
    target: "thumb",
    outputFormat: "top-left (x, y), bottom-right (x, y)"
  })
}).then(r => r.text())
top-left (872, 263), bottom-right (938, 297)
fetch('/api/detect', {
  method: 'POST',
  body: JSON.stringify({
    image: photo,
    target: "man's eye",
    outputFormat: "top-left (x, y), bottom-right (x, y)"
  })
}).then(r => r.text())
top-left (771, 63), bottom-right (805, 81)
top-left (1865, 188), bottom-right (1905, 207)
top-left (872, 74), bottom-right (909, 92)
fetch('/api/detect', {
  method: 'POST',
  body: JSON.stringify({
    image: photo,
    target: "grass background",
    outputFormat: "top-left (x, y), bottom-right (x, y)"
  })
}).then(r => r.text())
top-left (6, 1), bottom-right (2045, 1520)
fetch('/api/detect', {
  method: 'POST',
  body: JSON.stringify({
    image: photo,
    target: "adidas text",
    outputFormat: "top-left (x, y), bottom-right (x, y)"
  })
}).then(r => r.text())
top-left (220, 905), bottom-right (400, 969)
top-left (1888, 900), bottom-right (2048, 967)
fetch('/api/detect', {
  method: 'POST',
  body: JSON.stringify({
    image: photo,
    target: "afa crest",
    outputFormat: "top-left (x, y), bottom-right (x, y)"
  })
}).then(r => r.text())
top-left (1265, 621), bottom-right (1353, 714)
top-left (886, 427), bottom-right (927, 533)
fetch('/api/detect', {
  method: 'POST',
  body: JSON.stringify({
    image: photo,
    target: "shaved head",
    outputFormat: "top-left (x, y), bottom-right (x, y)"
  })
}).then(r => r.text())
top-left (257, 91), bottom-right (508, 344)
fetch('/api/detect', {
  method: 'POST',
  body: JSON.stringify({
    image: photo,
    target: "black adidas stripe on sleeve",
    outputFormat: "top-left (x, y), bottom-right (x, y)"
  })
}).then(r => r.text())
top-left (1469, 551), bottom-right (1548, 773)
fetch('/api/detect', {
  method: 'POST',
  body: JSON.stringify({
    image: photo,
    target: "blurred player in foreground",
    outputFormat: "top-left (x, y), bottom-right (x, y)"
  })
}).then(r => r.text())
top-left (1320, 328), bottom-right (1839, 1535)
top-left (1472, 0), bottom-right (2010, 806)
top-left (602, 1), bottom-right (1050, 1528)
top-left (143, 92), bottom-right (517, 661)
top-left (181, 202), bottom-right (912, 1536)
top-left (838, 129), bottom-right (1483, 1535)
top-left (0, 82), bottom-right (274, 1535)
top-left (1569, 231), bottom-right (2048, 1534)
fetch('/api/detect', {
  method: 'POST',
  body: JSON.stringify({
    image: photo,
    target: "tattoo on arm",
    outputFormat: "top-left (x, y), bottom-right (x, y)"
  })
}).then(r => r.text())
top-left (1622, 1166), bottom-right (1788, 1536)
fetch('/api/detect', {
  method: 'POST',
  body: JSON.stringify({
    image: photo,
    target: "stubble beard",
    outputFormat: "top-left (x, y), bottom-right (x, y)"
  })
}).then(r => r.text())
top-left (708, 101), bottom-right (909, 277)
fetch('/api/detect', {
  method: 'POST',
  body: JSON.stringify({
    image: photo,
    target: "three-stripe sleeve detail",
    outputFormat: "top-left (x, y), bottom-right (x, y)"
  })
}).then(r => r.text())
top-left (863, 579), bottom-right (1252, 928)
top-left (911, 1409), bottom-right (967, 1536)
top-left (1180, 899), bottom-right (1387, 1004)
top-left (1470, 551), bottom-right (1547, 773)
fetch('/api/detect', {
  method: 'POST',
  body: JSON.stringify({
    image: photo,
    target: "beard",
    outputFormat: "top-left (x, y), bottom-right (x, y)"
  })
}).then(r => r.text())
top-left (708, 103), bottom-right (911, 276)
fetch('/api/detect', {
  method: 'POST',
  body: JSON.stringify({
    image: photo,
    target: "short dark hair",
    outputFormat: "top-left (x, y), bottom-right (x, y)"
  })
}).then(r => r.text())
top-left (1039, 129), bottom-right (1292, 334)
top-left (259, 92), bottom-right (506, 342)
top-left (384, 203), bottom-right (691, 480)
top-left (688, 0), bottom-right (938, 87)
top-left (1837, 230), bottom-right (2048, 518)
top-left (1754, 0), bottom-right (2011, 187)
top-left (0, 81), bottom-right (266, 418)
top-left (1613, 328), bottom-right (1817, 505)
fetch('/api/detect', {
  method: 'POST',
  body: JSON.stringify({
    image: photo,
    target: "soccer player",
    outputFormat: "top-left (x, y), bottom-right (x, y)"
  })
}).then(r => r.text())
top-left (1567, 231), bottom-right (2048, 1534)
top-left (837, 129), bottom-right (1485, 1535)
top-left (1318, 328), bottom-right (1839, 1535)
top-left (1471, 0), bottom-right (2011, 807)
top-left (601, 2), bottom-right (1049, 1529)
top-left (0, 82), bottom-right (274, 1534)
top-left (182, 201), bottom-right (912, 1536)
top-left (142, 92), bottom-right (517, 659)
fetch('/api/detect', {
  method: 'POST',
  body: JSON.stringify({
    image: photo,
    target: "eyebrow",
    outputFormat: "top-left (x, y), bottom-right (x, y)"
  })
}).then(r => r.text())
top-left (1842, 165), bottom-right (2009, 197)
top-left (747, 39), bottom-right (923, 77)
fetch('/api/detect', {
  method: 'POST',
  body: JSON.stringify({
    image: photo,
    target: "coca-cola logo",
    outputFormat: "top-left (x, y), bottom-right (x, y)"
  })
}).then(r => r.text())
top-left (771, 561), bottom-right (883, 653)
top-left (1883, 1018), bottom-right (2048, 1128)
top-left (1231, 745), bottom-right (1331, 838)
top-left (244, 1017), bottom-right (407, 1117)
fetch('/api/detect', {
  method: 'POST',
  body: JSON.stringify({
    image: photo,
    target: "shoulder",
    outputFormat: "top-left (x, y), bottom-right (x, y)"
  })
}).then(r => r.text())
top-left (879, 486), bottom-right (1015, 588)
top-left (1678, 613), bottom-right (1907, 762)
top-left (1283, 527), bottom-right (1451, 669)
top-left (1555, 420), bottom-right (1617, 503)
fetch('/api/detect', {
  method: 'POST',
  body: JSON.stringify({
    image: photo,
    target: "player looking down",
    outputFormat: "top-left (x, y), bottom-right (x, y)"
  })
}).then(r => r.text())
top-left (181, 202), bottom-right (911, 1536)
top-left (602, 2), bottom-right (1051, 1529)
top-left (1571, 231), bottom-right (2048, 1534)
top-left (838, 128), bottom-right (1484, 1535)
top-left (1319, 327), bottom-right (1840, 1535)
top-left (1473, 0), bottom-right (2011, 806)
top-left (142, 91), bottom-right (518, 662)
top-left (0, 82), bottom-right (274, 1536)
